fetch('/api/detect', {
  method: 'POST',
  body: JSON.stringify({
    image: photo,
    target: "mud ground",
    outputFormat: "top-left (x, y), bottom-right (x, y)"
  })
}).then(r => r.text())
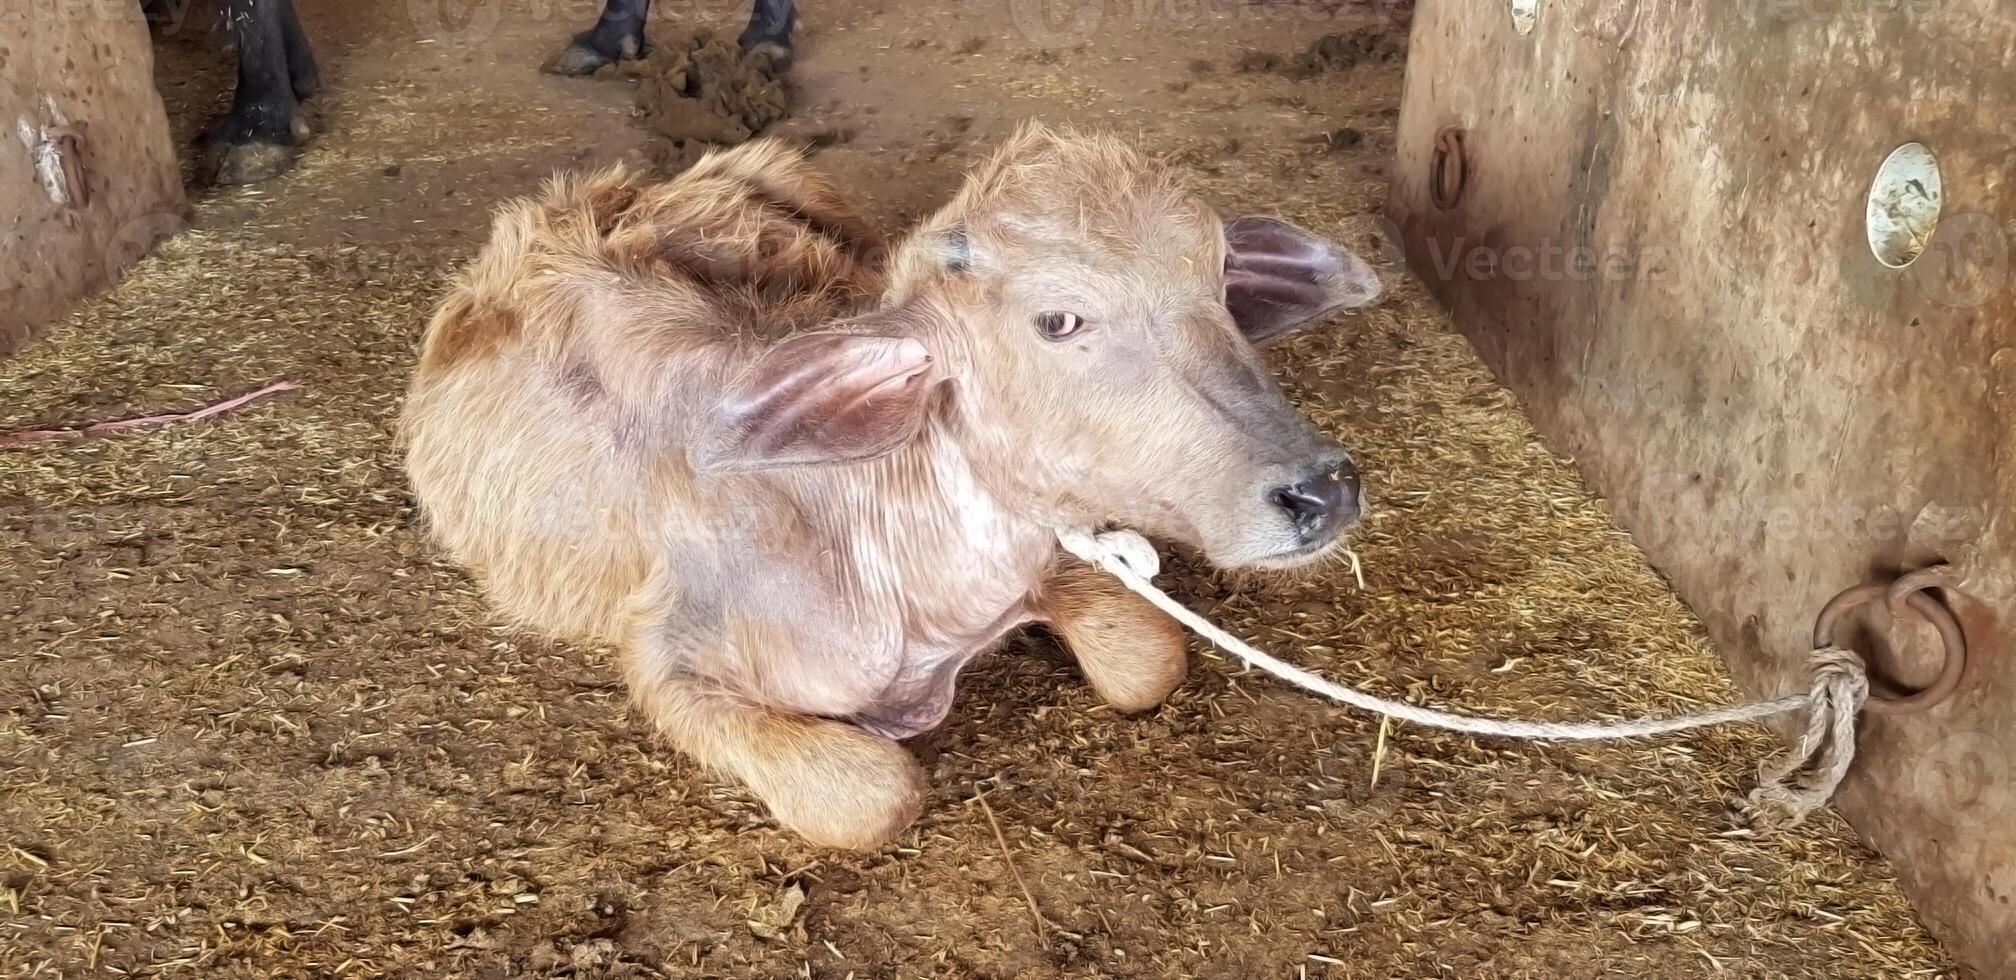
top-left (0, 0), bottom-right (1957, 977)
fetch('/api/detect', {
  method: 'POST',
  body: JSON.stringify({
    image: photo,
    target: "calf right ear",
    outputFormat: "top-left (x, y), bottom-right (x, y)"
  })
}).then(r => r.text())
top-left (696, 333), bottom-right (942, 472)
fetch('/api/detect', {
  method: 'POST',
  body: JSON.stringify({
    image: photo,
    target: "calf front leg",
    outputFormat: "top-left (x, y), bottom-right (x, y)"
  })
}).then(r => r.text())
top-left (1036, 557), bottom-right (1188, 713)
top-left (624, 644), bottom-right (924, 849)
top-left (200, 0), bottom-right (313, 184)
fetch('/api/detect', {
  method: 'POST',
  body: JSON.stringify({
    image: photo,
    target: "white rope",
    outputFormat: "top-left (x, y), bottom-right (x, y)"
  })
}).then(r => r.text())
top-left (1056, 526), bottom-right (1870, 826)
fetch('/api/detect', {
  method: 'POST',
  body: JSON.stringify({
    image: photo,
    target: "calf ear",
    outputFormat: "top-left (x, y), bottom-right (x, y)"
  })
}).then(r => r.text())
top-left (697, 333), bottom-right (941, 472)
top-left (1223, 216), bottom-right (1382, 346)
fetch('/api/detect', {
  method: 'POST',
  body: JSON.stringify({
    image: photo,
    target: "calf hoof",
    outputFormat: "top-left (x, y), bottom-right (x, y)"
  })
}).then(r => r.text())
top-left (544, 30), bottom-right (644, 76)
top-left (757, 727), bottom-right (925, 849)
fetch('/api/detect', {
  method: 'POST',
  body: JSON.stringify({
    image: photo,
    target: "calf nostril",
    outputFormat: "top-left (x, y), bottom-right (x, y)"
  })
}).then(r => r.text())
top-left (1268, 474), bottom-right (1344, 538)
top-left (1269, 485), bottom-right (1322, 519)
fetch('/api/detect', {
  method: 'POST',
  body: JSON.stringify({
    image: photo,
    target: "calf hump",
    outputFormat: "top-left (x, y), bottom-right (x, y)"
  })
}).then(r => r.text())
top-left (614, 143), bottom-right (885, 311)
top-left (415, 147), bottom-right (884, 380)
top-left (683, 139), bottom-right (882, 255)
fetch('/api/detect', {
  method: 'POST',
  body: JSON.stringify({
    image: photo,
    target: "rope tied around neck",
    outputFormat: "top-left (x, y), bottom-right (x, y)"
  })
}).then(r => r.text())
top-left (1055, 526), bottom-right (1873, 828)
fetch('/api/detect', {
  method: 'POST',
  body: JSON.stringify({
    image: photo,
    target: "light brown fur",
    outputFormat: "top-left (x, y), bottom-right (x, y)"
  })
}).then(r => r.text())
top-left (1034, 560), bottom-right (1189, 713)
top-left (403, 124), bottom-right (1377, 848)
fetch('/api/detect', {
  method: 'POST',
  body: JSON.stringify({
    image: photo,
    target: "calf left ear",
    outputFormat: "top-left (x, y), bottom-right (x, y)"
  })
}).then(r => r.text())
top-left (1223, 216), bottom-right (1382, 346)
top-left (697, 333), bottom-right (942, 472)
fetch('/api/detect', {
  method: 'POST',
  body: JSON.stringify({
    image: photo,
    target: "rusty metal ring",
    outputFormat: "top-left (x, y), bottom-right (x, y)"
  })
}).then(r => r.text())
top-left (1813, 580), bottom-right (1968, 715)
top-left (1885, 564), bottom-right (1950, 621)
top-left (1430, 127), bottom-right (1467, 210)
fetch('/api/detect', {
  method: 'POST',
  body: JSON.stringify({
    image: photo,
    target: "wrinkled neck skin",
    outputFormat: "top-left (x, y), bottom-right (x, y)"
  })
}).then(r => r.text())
top-left (752, 426), bottom-right (1051, 740)
top-left (870, 252), bottom-right (1103, 538)
top-left (844, 414), bottom-right (1058, 627)
top-left (679, 299), bottom-right (1060, 740)
top-left (825, 304), bottom-right (1064, 633)
top-left (809, 267), bottom-right (1091, 563)
top-left (678, 254), bottom-right (1111, 738)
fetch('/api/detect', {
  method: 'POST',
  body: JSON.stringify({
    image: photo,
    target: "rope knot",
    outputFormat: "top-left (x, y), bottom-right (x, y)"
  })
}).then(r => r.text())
top-left (1055, 526), bottom-right (1161, 580)
top-left (1807, 646), bottom-right (1872, 693)
top-left (1745, 645), bottom-right (1870, 828)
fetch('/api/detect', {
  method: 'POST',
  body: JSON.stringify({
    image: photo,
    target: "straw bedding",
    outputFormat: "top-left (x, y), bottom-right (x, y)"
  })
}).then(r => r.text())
top-left (0, 1), bottom-right (1954, 975)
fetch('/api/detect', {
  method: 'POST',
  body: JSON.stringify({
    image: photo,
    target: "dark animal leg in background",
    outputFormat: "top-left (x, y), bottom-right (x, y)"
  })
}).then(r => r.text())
top-left (545, 0), bottom-right (653, 76)
top-left (199, 0), bottom-right (314, 185)
top-left (546, 0), bottom-right (797, 75)
top-left (738, 0), bottom-right (797, 62)
top-left (138, 0), bottom-right (184, 30)
top-left (279, 0), bottom-right (319, 98)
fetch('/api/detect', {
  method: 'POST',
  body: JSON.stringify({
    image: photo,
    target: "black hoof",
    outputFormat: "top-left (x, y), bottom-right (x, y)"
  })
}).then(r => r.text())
top-left (544, 42), bottom-right (613, 76)
top-left (544, 29), bottom-right (645, 76)
top-left (736, 1), bottom-right (795, 67)
top-left (198, 108), bottom-right (311, 185)
top-left (741, 39), bottom-right (793, 71)
top-left (199, 139), bottom-right (300, 185)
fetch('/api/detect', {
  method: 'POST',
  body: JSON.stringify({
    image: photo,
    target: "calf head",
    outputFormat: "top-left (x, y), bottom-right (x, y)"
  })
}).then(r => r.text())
top-left (700, 124), bottom-right (1382, 569)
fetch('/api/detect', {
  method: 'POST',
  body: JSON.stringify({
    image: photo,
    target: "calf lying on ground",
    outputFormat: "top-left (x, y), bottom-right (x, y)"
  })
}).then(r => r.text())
top-left (402, 124), bottom-right (1381, 847)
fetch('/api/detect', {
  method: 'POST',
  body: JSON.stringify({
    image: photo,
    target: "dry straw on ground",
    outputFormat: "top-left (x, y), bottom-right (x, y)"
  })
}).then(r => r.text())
top-left (0, 3), bottom-right (1957, 976)
top-left (0, 213), bottom-right (1955, 980)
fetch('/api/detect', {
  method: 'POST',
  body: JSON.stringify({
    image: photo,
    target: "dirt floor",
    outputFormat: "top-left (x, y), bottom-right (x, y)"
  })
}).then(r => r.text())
top-left (0, 0), bottom-right (1963, 977)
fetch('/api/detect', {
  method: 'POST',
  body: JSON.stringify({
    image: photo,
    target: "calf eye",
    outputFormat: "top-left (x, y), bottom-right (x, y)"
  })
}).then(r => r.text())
top-left (1035, 311), bottom-right (1084, 340)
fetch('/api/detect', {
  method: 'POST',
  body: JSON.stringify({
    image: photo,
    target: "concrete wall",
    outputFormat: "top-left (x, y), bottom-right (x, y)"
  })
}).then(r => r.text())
top-left (2, 4), bottom-right (183, 353)
top-left (1388, 0), bottom-right (2013, 973)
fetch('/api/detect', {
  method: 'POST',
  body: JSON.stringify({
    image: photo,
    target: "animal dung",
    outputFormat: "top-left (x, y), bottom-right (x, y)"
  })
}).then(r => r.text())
top-left (625, 32), bottom-right (792, 148)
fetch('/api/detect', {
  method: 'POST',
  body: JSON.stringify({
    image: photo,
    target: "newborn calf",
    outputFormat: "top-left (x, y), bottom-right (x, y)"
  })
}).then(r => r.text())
top-left (402, 124), bottom-right (1381, 847)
